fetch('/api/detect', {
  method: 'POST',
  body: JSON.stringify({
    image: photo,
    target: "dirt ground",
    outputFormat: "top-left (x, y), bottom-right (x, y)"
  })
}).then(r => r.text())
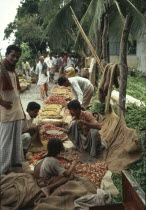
top-left (20, 74), bottom-right (58, 112)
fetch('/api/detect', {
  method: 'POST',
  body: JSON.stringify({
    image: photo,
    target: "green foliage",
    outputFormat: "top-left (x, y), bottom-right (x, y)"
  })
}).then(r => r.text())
top-left (125, 73), bottom-right (146, 194)
top-left (17, 0), bottom-right (40, 18)
top-left (18, 42), bottom-right (31, 65)
top-left (112, 174), bottom-right (123, 203)
top-left (39, 0), bottom-right (89, 52)
top-left (91, 73), bottom-right (146, 202)
top-left (16, 15), bottom-right (47, 56)
top-left (16, 42), bottom-right (32, 72)
top-left (4, 0), bottom-right (46, 57)
top-left (3, 0), bottom-right (146, 53)
top-left (127, 71), bottom-right (146, 103)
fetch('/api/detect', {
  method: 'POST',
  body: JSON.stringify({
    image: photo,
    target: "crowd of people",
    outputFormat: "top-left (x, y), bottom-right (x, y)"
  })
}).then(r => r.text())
top-left (0, 44), bottom-right (105, 197)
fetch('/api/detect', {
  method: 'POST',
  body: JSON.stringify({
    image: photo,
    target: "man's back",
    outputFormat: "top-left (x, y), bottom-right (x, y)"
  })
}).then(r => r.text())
top-left (68, 76), bottom-right (91, 91)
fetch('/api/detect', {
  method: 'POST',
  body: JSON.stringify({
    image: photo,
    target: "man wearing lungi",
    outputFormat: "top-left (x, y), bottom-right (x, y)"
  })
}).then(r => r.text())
top-left (0, 45), bottom-right (25, 174)
top-left (67, 100), bottom-right (105, 157)
top-left (58, 76), bottom-right (94, 109)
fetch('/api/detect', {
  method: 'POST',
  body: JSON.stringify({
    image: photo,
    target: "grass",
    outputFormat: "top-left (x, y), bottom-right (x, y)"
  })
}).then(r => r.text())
top-left (91, 71), bottom-right (146, 203)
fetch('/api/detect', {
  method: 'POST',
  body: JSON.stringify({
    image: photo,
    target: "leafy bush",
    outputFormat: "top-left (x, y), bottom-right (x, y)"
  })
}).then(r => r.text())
top-left (91, 72), bottom-right (146, 202)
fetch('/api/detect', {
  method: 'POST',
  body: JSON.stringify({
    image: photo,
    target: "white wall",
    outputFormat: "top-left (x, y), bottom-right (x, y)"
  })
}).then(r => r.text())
top-left (110, 32), bottom-right (146, 73)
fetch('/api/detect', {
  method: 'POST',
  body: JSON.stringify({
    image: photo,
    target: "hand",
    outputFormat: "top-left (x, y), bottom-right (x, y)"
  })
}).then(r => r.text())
top-left (0, 100), bottom-right (13, 109)
top-left (78, 120), bottom-right (86, 126)
top-left (31, 125), bottom-right (38, 131)
top-left (72, 160), bottom-right (78, 166)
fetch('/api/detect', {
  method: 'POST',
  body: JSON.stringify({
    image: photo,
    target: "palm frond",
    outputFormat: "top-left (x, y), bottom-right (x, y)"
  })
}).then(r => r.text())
top-left (116, 0), bottom-right (146, 38)
top-left (40, 0), bottom-right (89, 51)
top-left (109, 2), bottom-right (126, 42)
top-left (74, 0), bottom-right (113, 51)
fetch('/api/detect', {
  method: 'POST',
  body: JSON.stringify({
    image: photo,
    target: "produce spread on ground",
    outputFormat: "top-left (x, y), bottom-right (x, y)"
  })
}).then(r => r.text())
top-left (25, 85), bottom-right (108, 187)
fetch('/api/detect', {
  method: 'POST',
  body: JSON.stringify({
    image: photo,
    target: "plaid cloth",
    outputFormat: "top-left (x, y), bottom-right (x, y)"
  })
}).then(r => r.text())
top-left (0, 120), bottom-right (24, 174)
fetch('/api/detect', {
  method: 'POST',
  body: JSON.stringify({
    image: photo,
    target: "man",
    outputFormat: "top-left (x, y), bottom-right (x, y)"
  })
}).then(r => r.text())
top-left (58, 55), bottom-right (64, 76)
top-left (67, 100), bottom-right (104, 157)
top-left (58, 76), bottom-right (94, 108)
top-left (0, 45), bottom-right (25, 174)
top-left (46, 53), bottom-right (56, 82)
top-left (36, 56), bottom-right (48, 100)
top-left (66, 54), bottom-right (74, 68)
top-left (21, 101), bottom-right (42, 155)
top-left (41, 51), bottom-right (50, 82)
top-left (22, 58), bottom-right (31, 80)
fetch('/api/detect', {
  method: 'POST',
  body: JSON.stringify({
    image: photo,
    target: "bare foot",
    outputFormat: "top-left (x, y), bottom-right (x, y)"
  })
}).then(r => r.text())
top-left (41, 186), bottom-right (50, 197)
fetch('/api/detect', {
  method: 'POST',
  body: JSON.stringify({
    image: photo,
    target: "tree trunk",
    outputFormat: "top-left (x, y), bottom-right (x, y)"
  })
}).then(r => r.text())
top-left (95, 22), bottom-right (102, 87)
top-left (102, 14), bottom-right (110, 64)
top-left (119, 14), bottom-right (133, 116)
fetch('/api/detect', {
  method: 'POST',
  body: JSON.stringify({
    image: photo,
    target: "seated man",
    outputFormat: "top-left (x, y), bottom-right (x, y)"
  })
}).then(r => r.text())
top-left (67, 100), bottom-right (104, 157)
top-left (21, 102), bottom-right (42, 154)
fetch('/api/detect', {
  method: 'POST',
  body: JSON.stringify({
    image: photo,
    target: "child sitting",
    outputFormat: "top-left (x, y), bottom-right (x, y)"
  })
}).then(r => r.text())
top-left (34, 138), bottom-right (78, 196)
top-left (21, 102), bottom-right (42, 155)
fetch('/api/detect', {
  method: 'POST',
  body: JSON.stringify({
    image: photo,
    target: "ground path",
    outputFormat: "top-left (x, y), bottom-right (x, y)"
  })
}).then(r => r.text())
top-left (20, 74), bottom-right (58, 112)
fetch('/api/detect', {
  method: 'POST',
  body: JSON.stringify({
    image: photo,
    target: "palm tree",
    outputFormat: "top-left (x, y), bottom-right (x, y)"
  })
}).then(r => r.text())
top-left (39, 0), bottom-right (146, 53)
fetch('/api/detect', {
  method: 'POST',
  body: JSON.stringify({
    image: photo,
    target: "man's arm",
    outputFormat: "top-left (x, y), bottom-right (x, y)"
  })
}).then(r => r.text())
top-left (22, 124), bottom-right (38, 134)
top-left (0, 97), bottom-right (13, 109)
top-left (78, 120), bottom-right (101, 130)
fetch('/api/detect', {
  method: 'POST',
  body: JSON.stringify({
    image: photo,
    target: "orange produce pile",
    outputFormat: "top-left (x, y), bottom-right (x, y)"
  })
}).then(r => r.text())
top-left (63, 161), bottom-right (108, 187)
top-left (40, 132), bottom-right (67, 141)
top-left (42, 123), bottom-right (60, 132)
top-left (44, 95), bottom-right (67, 105)
top-left (29, 151), bottom-right (107, 187)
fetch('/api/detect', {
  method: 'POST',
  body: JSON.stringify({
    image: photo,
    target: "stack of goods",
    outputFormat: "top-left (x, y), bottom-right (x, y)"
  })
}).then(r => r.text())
top-left (63, 160), bottom-right (108, 188)
top-left (39, 110), bottom-right (62, 119)
top-left (39, 86), bottom-right (72, 124)
top-left (52, 86), bottom-right (73, 100)
top-left (40, 123), bottom-right (68, 149)
top-left (19, 76), bottom-right (31, 92)
top-left (38, 104), bottom-right (65, 125)
top-left (44, 95), bottom-right (67, 106)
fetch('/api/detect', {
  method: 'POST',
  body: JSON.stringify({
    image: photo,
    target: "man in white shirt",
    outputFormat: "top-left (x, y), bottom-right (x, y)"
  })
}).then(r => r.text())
top-left (22, 58), bottom-right (31, 80)
top-left (36, 56), bottom-right (49, 100)
top-left (66, 54), bottom-right (74, 68)
top-left (58, 76), bottom-right (94, 108)
top-left (46, 54), bottom-right (56, 82)
top-left (21, 102), bottom-right (42, 155)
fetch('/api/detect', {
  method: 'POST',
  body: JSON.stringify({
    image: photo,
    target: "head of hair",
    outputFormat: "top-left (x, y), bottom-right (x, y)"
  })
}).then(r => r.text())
top-left (26, 102), bottom-right (41, 112)
top-left (58, 77), bottom-right (68, 86)
top-left (6, 45), bottom-right (21, 55)
top-left (67, 100), bottom-right (81, 110)
top-left (42, 50), bottom-right (46, 54)
top-left (39, 56), bottom-right (44, 60)
top-left (46, 138), bottom-right (64, 157)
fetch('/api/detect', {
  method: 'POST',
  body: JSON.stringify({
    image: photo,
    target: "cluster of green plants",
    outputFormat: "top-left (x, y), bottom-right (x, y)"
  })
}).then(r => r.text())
top-left (91, 72), bottom-right (146, 203)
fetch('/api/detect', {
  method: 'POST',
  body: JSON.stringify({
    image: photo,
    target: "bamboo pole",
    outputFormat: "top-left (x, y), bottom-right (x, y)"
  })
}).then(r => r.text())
top-left (70, 7), bottom-right (104, 73)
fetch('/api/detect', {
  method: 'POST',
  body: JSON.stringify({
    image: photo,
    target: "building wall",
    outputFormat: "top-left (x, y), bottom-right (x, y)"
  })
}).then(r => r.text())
top-left (110, 55), bottom-right (139, 70)
top-left (136, 33), bottom-right (146, 73)
top-left (109, 32), bottom-right (146, 73)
